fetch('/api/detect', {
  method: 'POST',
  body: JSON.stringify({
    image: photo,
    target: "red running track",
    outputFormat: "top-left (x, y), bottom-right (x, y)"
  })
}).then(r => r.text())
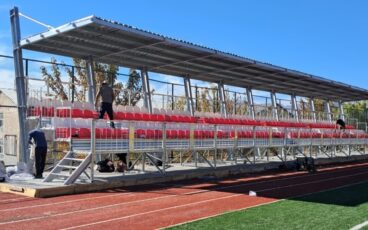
top-left (1, 162), bottom-right (368, 230)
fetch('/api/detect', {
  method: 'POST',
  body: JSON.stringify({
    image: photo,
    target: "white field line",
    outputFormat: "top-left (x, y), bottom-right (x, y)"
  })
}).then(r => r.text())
top-left (350, 221), bottom-right (368, 230)
top-left (59, 170), bottom-right (368, 230)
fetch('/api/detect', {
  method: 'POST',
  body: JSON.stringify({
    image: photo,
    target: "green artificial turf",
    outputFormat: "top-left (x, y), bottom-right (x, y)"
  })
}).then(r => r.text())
top-left (168, 182), bottom-right (368, 230)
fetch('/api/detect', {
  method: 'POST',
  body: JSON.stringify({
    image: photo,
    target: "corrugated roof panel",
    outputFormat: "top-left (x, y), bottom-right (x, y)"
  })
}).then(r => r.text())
top-left (19, 15), bottom-right (368, 102)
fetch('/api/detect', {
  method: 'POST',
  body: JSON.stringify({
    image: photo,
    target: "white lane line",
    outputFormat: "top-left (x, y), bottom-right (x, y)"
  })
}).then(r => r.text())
top-left (0, 197), bottom-right (34, 203)
top-left (64, 171), bottom-right (368, 230)
top-left (0, 192), bottom-right (134, 212)
top-left (60, 171), bottom-right (368, 229)
top-left (0, 193), bottom-right (179, 225)
top-left (0, 165), bottom-right (364, 225)
top-left (255, 171), bottom-right (368, 193)
top-left (61, 194), bottom-right (245, 230)
top-left (350, 220), bottom-right (368, 230)
top-left (0, 184), bottom-right (203, 212)
top-left (1, 162), bottom-right (365, 212)
top-left (181, 167), bottom-right (368, 196)
top-left (1, 168), bottom-right (368, 225)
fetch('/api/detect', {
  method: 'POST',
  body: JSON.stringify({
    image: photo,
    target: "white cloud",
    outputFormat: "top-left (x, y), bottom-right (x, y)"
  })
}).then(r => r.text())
top-left (0, 55), bottom-right (13, 69)
top-left (0, 69), bottom-right (15, 89)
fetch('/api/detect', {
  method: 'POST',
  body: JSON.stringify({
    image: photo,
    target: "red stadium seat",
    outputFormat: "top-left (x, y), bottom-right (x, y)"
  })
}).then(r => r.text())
top-left (124, 112), bottom-right (134, 120)
top-left (114, 112), bottom-right (125, 120)
top-left (55, 128), bottom-right (80, 138)
top-left (255, 131), bottom-right (268, 138)
top-left (77, 128), bottom-right (91, 138)
top-left (166, 130), bottom-right (178, 139)
top-left (83, 109), bottom-right (97, 118)
top-left (194, 130), bottom-right (204, 139)
top-left (142, 113), bottom-right (151, 121)
top-left (41, 107), bottom-right (54, 117)
top-left (71, 109), bottom-right (83, 118)
top-left (133, 113), bottom-right (143, 120)
top-left (272, 132), bottom-right (285, 138)
top-left (112, 129), bottom-right (129, 139)
top-left (135, 129), bottom-right (146, 138)
top-left (178, 130), bottom-right (190, 139)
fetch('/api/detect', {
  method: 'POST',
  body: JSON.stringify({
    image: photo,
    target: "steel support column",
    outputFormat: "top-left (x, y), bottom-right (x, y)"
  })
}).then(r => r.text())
top-left (184, 77), bottom-right (194, 116)
top-left (310, 98), bottom-right (317, 122)
top-left (86, 56), bottom-right (96, 104)
top-left (218, 82), bottom-right (227, 117)
top-left (10, 7), bottom-right (28, 162)
top-left (291, 94), bottom-right (299, 122)
top-left (246, 88), bottom-right (255, 119)
top-left (339, 100), bottom-right (345, 120)
top-left (141, 69), bottom-right (152, 114)
top-left (325, 100), bottom-right (332, 122)
top-left (271, 91), bottom-right (279, 121)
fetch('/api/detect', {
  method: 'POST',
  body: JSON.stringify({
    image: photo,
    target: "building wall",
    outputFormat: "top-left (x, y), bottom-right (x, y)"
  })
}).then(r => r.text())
top-left (0, 93), bottom-right (20, 164)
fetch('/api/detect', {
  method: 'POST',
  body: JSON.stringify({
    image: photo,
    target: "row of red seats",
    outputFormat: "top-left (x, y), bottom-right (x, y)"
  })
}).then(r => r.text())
top-left (28, 107), bottom-right (55, 117)
top-left (29, 107), bottom-right (355, 130)
top-left (289, 132), bottom-right (366, 138)
top-left (55, 128), bottom-right (285, 139)
top-left (27, 107), bottom-right (98, 118)
top-left (56, 128), bottom-right (368, 140)
top-left (199, 118), bottom-right (338, 129)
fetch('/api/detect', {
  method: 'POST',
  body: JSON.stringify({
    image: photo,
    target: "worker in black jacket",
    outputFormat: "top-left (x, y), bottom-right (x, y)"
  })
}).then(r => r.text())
top-left (29, 128), bottom-right (47, 179)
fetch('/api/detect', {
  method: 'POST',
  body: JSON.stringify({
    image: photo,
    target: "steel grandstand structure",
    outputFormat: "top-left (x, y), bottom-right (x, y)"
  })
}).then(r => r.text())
top-left (9, 7), bottom-right (368, 185)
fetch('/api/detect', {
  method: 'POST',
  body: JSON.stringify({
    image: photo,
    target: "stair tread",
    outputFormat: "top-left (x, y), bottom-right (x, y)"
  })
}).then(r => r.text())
top-left (57, 165), bottom-right (79, 169)
top-left (64, 158), bottom-right (85, 161)
top-left (49, 173), bottom-right (69, 177)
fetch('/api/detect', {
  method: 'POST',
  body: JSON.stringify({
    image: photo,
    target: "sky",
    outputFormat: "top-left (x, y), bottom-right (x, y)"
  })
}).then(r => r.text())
top-left (0, 0), bottom-right (367, 99)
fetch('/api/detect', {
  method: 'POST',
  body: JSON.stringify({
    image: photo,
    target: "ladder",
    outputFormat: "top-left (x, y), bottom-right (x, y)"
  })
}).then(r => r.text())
top-left (43, 151), bottom-right (92, 185)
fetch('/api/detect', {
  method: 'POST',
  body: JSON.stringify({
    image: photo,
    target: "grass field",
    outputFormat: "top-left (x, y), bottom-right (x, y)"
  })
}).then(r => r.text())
top-left (168, 181), bottom-right (368, 230)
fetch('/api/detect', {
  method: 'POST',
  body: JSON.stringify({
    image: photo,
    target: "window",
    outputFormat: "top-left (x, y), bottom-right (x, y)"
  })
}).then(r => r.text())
top-left (5, 135), bottom-right (16, 156)
top-left (0, 138), bottom-right (3, 154)
top-left (0, 113), bottom-right (3, 132)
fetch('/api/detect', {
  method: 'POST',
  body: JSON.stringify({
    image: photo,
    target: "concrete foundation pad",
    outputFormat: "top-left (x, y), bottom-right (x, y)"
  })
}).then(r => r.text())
top-left (1, 154), bottom-right (368, 198)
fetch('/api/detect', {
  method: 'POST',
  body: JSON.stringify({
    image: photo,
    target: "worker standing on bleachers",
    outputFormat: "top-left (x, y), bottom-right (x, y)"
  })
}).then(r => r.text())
top-left (336, 118), bottom-right (346, 130)
top-left (95, 80), bottom-right (115, 128)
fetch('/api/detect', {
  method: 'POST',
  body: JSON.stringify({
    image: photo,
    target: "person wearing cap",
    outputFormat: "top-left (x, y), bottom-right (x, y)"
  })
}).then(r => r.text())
top-left (95, 80), bottom-right (115, 128)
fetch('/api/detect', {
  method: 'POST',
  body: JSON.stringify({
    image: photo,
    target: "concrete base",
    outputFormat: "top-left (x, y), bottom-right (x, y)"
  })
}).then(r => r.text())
top-left (1, 154), bottom-right (368, 198)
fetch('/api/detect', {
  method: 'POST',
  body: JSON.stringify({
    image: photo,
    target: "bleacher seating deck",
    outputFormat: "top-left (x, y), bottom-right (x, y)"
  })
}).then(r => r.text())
top-left (27, 99), bottom-right (367, 153)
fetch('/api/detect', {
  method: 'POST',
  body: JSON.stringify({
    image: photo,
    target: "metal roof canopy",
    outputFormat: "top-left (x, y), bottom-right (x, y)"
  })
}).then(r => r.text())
top-left (20, 16), bottom-right (368, 102)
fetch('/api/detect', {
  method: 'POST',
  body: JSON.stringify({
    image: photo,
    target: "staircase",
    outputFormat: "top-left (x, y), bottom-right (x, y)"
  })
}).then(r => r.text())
top-left (43, 151), bottom-right (92, 185)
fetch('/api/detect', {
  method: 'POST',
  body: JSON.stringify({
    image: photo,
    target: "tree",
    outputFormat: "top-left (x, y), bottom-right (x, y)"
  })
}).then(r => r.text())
top-left (40, 58), bottom-right (69, 100)
top-left (115, 69), bottom-right (142, 106)
top-left (344, 101), bottom-right (367, 124)
top-left (298, 98), bottom-right (310, 119)
top-left (40, 58), bottom-right (142, 106)
top-left (195, 87), bottom-right (211, 113)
